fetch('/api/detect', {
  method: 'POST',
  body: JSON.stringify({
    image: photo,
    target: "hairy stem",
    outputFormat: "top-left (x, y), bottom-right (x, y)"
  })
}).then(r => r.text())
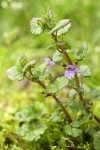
top-left (52, 34), bottom-right (84, 102)
top-left (63, 50), bottom-right (73, 64)
top-left (37, 80), bottom-right (72, 123)
top-left (93, 115), bottom-right (100, 124)
top-left (25, 72), bottom-right (72, 123)
top-left (52, 34), bottom-right (100, 124)
top-left (52, 95), bottom-right (72, 123)
top-left (74, 74), bottom-right (84, 102)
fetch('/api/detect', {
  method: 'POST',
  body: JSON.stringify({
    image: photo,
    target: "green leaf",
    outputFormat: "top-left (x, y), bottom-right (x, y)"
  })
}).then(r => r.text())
top-left (80, 84), bottom-right (91, 94)
top-left (16, 52), bottom-right (28, 73)
top-left (39, 73), bottom-right (52, 81)
top-left (30, 18), bottom-right (44, 35)
top-left (47, 7), bottom-right (54, 20)
top-left (79, 65), bottom-right (91, 77)
top-left (70, 101), bottom-right (85, 113)
top-left (92, 101), bottom-right (100, 119)
top-left (6, 53), bottom-right (27, 81)
top-left (46, 77), bottom-right (69, 94)
top-left (93, 131), bottom-right (100, 150)
top-left (15, 102), bottom-right (47, 122)
top-left (56, 77), bottom-right (69, 90)
top-left (68, 89), bottom-right (77, 99)
top-left (15, 105), bottom-right (40, 122)
top-left (72, 114), bottom-right (91, 127)
top-left (75, 42), bottom-right (88, 61)
top-left (37, 63), bottom-right (49, 73)
top-left (32, 63), bottom-right (52, 81)
top-left (46, 84), bottom-right (58, 94)
top-left (64, 124), bottom-right (82, 138)
top-left (32, 63), bottom-right (48, 77)
top-left (52, 50), bottom-right (63, 62)
top-left (23, 60), bottom-right (36, 74)
top-left (88, 127), bottom-right (97, 136)
top-left (50, 111), bottom-right (64, 122)
top-left (62, 42), bottom-right (71, 50)
top-left (46, 7), bottom-right (55, 28)
top-left (65, 49), bottom-right (76, 53)
top-left (6, 66), bottom-right (24, 81)
top-left (48, 19), bottom-right (71, 35)
top-left (57, 23), bottom-right (71, 36)
top-left (45, 41), bottom-right (67, 49)
top-left (17, 123), bottom-right (47, 142)
top-left (92, 89), bottom-right (100, 100)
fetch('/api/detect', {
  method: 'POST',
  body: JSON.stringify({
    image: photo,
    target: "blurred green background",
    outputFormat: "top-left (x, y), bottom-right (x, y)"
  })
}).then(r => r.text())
top-left (0, 0), bottom-right (100, 147)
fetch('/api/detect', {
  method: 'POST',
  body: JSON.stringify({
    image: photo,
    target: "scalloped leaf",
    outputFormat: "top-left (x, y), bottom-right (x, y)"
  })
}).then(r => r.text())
top-left (72, 114), bottom-right (91, 128)
top-left (6, 53), bottom-right (28, 81)
top-left (46, 7), bottom-right (55, 28)
top-left (70, 101), bottom-right (85, 113)
top-left (17, 123), bottom-right (47, 142)
top-left (15, 102), bottom-right (47, 122)
top-left (30, 18), bottom-right (44, 35)
top-left (80, 84), bottom-right (91, 94)
top-left (64, 124), bottom-right (82, 137)
top-left (32, 63), bottom-right (48, 77)
top-left (39, 73), bottom-right (52, 81)
top-left (92, 89), bottom-right (100, 101)
top-left (16, 52), bottom-right (28, 73)
top-left (46, 77), bottom-right (69, 94)
top-left (6, 66), bottom-right (24, 81)
top-left (48, 19), bottom-right (71, 35)
top-left (52, 50), bottom-right (63, 62)
top-left (79, 65), bottom-right (91, 77)
top-left (47, 7), bottom-right (54, 20)
top-left (56, 77), bottom-right (69, 90)
top-left (68, 89), bottom-right (77, 99)
top-left (75, 42), bottom-right (88, 61)
top-left (46, 84), bottom-right (58, 94)
top-left (93, 131), bottom-right (100, 150)
top-left (57, 23), bottom-right (71, 36)
top-left (45, 41), bottom-right (67, 49)
top-left (32, 63), bottom-right (52, 81)
top-left (23, 60), bottom-right (36, 74)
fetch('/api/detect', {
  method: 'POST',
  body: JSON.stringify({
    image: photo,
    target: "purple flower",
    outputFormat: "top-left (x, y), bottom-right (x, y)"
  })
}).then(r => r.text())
top-left (44, 57), bottom-right (56, 72)
top-left (64, 65), bottom-right (80, 79)
top-left (50, 61), bottom-right (56, 67)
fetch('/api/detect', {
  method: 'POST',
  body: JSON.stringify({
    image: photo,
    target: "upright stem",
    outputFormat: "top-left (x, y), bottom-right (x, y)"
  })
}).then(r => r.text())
top-left (63, 51), bottom-right (73, 65)
top-left (37, 80), bottom-right (72, 123)
top-left (94, 116), bottom-right (100, 124)
top-left (37, 81), bottom-right (72, 123)
top-left (74, 74), bottom-right (84, 102)
top-left (38, 80), bottom-right (46, 89)
top-left (52, 34), bottom-right (84, 102)
top-left (52, 34), bottom-right (100, 124)
top-left (53, 95), bottom-right (72, 123)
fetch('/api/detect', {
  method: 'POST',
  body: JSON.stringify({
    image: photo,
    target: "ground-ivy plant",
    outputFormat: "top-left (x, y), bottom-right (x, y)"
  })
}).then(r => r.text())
top-left (6, 8), bottom-right (100, 150)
